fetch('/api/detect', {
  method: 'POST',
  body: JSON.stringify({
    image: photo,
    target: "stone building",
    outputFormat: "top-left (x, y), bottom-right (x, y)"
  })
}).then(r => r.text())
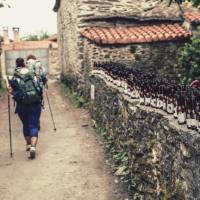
top-left (1, 28), bottom-right (60, 78)
top-left (54, 0), bottom-right (200, 90)
top-left (54, 1), bottom-right (200, 199)
top-left (47, 34), bottom-right (60, 77)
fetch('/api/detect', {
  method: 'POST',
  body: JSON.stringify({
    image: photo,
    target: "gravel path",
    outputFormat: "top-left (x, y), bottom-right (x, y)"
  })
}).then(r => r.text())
top-left (0, 80), bottom-right (126, 200)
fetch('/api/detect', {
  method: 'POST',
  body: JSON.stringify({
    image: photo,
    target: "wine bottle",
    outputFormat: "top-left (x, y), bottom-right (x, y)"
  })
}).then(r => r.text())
top-left (177, 87), bottom-right (186, 125)
top-left (190, 89), bottom-right (198, 130)
top-left (167, 84), bottom-right (175, 114)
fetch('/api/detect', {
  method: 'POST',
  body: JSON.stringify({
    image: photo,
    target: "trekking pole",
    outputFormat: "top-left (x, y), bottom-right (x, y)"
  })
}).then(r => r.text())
top-left (45, 84), bottom-right (57, 131)
top-left (6, 77), bottom-right (13, 158)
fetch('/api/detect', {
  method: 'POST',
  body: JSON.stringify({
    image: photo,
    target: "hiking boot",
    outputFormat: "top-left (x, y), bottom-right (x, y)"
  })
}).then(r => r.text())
top-left (29, 146), bottom-right (36, 159)
top-left (26, 144), bottom-right (31, 151)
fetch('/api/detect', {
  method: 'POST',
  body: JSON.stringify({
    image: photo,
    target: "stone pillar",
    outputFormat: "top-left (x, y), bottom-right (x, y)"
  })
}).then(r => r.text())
top-left (2, 27), bottom-right (10, 45)
top-left (12, 27), bottom-right (20, 43)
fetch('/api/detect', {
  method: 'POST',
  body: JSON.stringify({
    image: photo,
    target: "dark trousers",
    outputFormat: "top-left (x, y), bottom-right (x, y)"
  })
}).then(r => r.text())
top-left (16, 103), bottom-right (42, 138)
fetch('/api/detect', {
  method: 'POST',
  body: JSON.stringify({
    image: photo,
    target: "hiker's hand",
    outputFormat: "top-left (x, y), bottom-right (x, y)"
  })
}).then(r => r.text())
top-left (8, 86), bottom-right (13, 95)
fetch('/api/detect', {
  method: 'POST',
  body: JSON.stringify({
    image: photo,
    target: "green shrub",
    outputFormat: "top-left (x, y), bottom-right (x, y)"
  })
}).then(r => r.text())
top-left (0, 78), bottom-right (6, 97)
top-left (0, 78), bottom-right (4, 89)
top-left (60, 83), bottom-right (87, 108)
top-left (178, 36), bottom-right (200, 84)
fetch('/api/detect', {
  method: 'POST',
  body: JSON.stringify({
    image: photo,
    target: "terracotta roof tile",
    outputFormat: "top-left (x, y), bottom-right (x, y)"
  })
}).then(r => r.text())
top-left (81, 23), bottom-right (192, 45)
top-left (184, 12), bottom-right (200, 24)
top-left (47, 34), bottom-right (57, 42)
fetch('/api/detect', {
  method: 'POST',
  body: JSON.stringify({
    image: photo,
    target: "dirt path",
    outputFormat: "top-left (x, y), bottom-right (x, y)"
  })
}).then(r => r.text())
top-left (0, 80), bottom-right (126, 200)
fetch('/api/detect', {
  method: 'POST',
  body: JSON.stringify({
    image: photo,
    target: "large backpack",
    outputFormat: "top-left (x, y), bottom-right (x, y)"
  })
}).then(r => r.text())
top-left (26, 59), bottom-right (47, 86)
top-left (26, 59), bottom-right (46, 76)
top-left (10, 68), bottom-right (43, 104)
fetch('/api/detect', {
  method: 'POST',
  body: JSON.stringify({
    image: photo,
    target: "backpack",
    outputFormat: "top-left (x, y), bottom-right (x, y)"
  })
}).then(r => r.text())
top-left (26, 59), bottom-right (47, 86)
top-left (10, 68), bottom-right (43, 104)
top-left (26, 59), bottom-right (46, 76)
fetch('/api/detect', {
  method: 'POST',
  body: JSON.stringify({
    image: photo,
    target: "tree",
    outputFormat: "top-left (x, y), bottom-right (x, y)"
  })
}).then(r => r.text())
top-left (22, 34), bottom-right (39, 41)
top-left (0, 0), bottom-right (10, 8)
top-left (22, 31), bottom-right (50, 41)
top-left (178, 28), bottom-right (200, 84)
top-left (39, 31), bottom-right (50, 40)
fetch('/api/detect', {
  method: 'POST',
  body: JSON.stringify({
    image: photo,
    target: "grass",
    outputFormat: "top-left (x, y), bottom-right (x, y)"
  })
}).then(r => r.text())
top-left (92, 121), bottom-right (144, 200)
top-left (0, 78), bottom-right (7, 98)
top-left (60, 83), bottom-right (87, 108)
top-left (60, 82), bottom-right (143, 199)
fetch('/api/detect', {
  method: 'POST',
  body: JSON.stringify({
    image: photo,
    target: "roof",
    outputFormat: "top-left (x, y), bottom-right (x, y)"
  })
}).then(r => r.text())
top-left (79, 0), bottom-right (182, 22)
top-left (53, 0), bottom-right (60, 12)
top-left (2, 41), bottom-right (58, 51)
top-left (184, 12), bottom-right (200, 24)
top-left (47, 34), bottom-right (57, 42)
top-left (80, 24), bottom-right (192, 45)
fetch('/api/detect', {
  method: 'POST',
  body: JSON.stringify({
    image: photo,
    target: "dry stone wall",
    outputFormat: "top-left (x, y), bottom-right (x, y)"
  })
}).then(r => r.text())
top-left (49, 47), bottom-right (60, 77)
top-left (82, 39), bottom-right (185, 81)
top-left (57, 1), bottom-right (200, 199)
top-left (57, 0), bottom-right (183, 86)
top-left (89, 75), bottom-right (200, 200)
top-left (57, 0), bottom-right (80, 75)
top-left (77, 0), bottom-right (181, 22)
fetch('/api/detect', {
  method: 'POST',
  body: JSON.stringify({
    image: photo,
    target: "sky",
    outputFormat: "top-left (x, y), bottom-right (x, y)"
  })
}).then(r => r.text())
top-left (0, 0), bottom-right (57, 38)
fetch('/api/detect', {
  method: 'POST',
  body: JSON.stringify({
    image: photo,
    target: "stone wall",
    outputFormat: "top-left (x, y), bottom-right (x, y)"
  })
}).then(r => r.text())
top-left (0, 59), bottom-right (1, 78)
top-left (82, 39), bottom-right (186, 82)
top-left (57, 0), bottom-right (182, 86)
top-left (0, 58), bottom-right (2, 90)
top-left (77, 0), bottom-right (181, 24)
top-left (57, 1), bottom-right (200, 199)
top-left (49, 47), bottom-right (60, 77)
top-left (89, 75), bottom-right (200, 200)
top-left (57, 0), bottom-right (81, 76)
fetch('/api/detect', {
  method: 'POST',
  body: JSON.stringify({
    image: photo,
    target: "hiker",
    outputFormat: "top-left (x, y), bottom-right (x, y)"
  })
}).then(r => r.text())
top-left (9, 57), bottom-right (46, 159)
top-left (26, 54), bottom-right (47, 83)
top-left (26, 55), bottom-right (48, 131)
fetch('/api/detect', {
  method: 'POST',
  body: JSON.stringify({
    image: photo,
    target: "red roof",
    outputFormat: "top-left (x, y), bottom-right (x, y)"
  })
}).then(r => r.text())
top-left (47, 34), bottom-right (57, 42)
top-left (184, 12), bottom-right (200, 24)
top-left (80, 23), bottom-right (192, 45)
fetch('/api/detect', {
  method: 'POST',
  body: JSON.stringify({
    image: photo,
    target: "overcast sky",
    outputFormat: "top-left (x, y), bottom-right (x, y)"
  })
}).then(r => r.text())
top-left (0, 0), bottom-right (57, 38)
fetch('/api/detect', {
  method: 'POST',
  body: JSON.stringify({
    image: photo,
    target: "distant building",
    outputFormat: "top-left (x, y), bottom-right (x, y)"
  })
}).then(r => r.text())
top-left (53, 2), bottom-right (200, 199)
top-left (1, 28), bottom-right (60, 77)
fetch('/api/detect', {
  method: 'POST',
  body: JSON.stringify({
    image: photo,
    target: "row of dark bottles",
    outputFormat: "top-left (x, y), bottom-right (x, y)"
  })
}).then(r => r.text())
top-left (93, 62), bottom-right (200, 132)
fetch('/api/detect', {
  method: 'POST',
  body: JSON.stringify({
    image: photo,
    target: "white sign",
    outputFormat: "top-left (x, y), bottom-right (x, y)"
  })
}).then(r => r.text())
top-left (91, 84), bottom-right (95, 100)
